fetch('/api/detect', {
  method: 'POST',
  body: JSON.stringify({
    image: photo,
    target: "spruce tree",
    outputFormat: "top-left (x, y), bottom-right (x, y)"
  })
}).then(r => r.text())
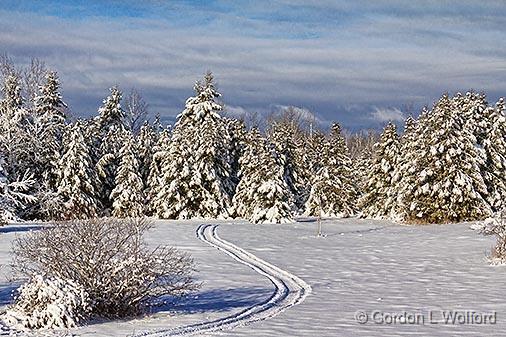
top-left (358, 122), bottom-right (400, 218)
top-left (401, 94), bottom-right (491, 223)
top-left (136, 121), bottom-right (158, 188)
top-left (0, 75), bottom-right (29, 176)
top-left (481, 98), bottom-right (506, 211)
top-left (154, 73), bottom-right (233, 219)
top-left (34, 71), bottom-right (67, 190)
top-left (305, 123), bottom-right (357, 217)
top-left (97, 86), bottom-right (125, 133)
top-left (96, 127), bottom-right (129, 211)
top-left (392, 116), bottom-right (419, 216)
top-left (269, 121), bottom-right (308, 211)
top-left (0, 155), bottom-right (36, 224)
top-left (233, 128), bottom-right (293, 224)
top-left (110, 134), bottom-right (145, 217)
top-left (146, 127), bottom-right (171, 215)
top-left (56, 122), bottom-right (100, 219)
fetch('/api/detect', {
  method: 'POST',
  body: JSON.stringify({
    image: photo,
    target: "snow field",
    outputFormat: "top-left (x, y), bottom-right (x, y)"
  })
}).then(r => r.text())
top-left (0, 218), bottom-right (505, 336)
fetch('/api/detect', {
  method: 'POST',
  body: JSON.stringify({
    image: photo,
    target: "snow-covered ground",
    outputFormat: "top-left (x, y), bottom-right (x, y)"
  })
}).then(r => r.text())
top-left (0, 218), bottom-right (504, 336)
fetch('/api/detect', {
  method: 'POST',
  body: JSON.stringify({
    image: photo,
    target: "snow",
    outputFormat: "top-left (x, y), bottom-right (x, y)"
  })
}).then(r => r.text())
top-left (0, 219), bottom-right (505, 336)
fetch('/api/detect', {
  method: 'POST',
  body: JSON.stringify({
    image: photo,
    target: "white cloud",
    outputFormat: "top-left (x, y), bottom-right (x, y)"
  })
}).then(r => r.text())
top-left (224, 105), bottom-right (249, 118)
top-left (370, 107), bottom-right (405, 123)
top-left (1, 2), bottom-right (505, 130)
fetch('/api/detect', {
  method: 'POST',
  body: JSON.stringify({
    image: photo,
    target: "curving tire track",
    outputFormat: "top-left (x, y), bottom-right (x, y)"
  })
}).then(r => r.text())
top-left (134, 224), bottom-right (311, 337)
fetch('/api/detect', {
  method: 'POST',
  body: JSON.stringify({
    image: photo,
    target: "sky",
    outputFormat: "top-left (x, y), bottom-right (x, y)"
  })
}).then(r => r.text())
top-left (1, 0), bottom-right (506, 130)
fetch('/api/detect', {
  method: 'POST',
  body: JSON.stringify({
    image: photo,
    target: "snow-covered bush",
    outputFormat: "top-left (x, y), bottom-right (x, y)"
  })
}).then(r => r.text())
top-left (475, 212), bottom-right (506, 264)
top-left (2, 275), bottom-right (90, 330)
top-left (12, 218), bottom-right (197, 318)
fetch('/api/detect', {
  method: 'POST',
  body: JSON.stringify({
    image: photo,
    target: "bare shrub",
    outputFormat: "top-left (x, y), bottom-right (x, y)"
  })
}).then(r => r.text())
top-left (476, 212), bottom-right (506, 264)
top-left (12, 218), bottom-right (198, 318)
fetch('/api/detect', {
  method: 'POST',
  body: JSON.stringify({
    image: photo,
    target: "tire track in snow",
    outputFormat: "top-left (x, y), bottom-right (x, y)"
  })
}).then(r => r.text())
top-left (134, 224), bottom-right (311, 337)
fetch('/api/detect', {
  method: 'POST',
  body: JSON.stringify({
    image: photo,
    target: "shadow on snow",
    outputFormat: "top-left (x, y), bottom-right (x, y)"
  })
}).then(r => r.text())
top-left (0, 284), bottom-right (19, 306)
top-left (150, 286), bottom-right (272, 315)
top-left (0, 225), bottom-right (45, 234)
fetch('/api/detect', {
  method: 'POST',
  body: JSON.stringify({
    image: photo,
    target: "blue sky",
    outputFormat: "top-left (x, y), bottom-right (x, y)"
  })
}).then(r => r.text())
top-left (1, 1), bottom-right (506, 130)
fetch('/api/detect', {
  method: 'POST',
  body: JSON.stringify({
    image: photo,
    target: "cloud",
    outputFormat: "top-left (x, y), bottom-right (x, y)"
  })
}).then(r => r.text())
top-left (370, 107), bottom-right (405, 123)
top-left (0, 1), bottom-right (505, 130)
top-left (223, 105), bottom-right (250, 118)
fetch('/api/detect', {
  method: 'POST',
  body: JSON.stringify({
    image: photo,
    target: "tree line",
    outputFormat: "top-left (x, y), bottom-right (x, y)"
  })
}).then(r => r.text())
top-left (0, 58), bottom-right (505, 225)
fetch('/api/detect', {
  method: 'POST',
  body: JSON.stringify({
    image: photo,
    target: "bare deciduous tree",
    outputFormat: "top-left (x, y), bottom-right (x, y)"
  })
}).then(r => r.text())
top-left (125, 88), bottom-right (149, 134)
top-left (0, 53), bottom-right (17, 81)
top-left (23, 58), bottom-right (47, 109)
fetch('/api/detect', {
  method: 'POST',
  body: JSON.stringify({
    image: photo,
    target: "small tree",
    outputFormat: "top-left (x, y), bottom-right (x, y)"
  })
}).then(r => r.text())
top-left (305, 123), bottom-right (357, 217)
top-left (56, 122), bottom-right (100, 219)
top-left (110, 134), bottom-right (145, 218)
top-left (358, 122), bottom-right (400, 218)
top-left (96, 86), bottom-right (125, 133)
top-left (476, 212), bottom-right (506, 264)
top-left (34, 71), bottom-right (67, 190)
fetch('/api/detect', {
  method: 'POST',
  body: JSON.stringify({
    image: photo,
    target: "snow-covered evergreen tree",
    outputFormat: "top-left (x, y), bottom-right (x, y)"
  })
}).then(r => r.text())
top-left (96, 127), bottom-right (129, 211)
top-left (225, 117), bottom-right (246, 190)
top-left (305, 130), bottom-right (327, 176)
top-left (454, 91), bottom-right (488, 143)
top-left (268, 121), bottom-right (308, 211)
top-left (358, 122), bottom-right (400, 218)
top-left (0, 156), bottom-right (36, 225)
top-left (400, 94), bottom-right (491, 223)
top-left (233, 128), bottom-right (293, 224)
top-left (0, 75), bottom-right (31, 177)
top-left (146, 127), bottom-right (171, 215)
top-left (33, 71), bottom-right (67, 190)
top-left (481, 98), bottom-right (506, 211)
top-left (96, 86), bottom-right (125, 133)
top-left (153, 73), bottom-right (233, 219)
top-left (56, 122), bottom-right (100, 219)
top-left (136, 121), bottom-right (158, 187)
top-left (305, 123), bottom-right (357, 217)
top-left (110, 134), bottom-right (145, 217)
top-left (391, 115), bottom-right (419, 216)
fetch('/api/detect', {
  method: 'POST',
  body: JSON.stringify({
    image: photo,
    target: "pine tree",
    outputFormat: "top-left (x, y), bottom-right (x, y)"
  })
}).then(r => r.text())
top-left (154, 73), bottom-right (233, 219)
top-left (34, 71), bottom-right (67, 190)
top-left (0, 75), bottom-right (30, 176)
top-left (146, 127), bottom-right (171, 215)
top-left (0, 155), bottom-right (36, 224)
top-left (225, 117), bottom-right (246, 190)
top-left (56, 122), bottom-right (100, 219)
top-left (233, 128), bottom-right (293, 224)
top-left (401, 94), bottom-right (491, 223)
top-left (136, 121), bottom-right (158, 188)
top-left (96, 127), bottom-right (129, 211)
top-left (481, 98), bottom-right (506, 211)
top-left (358, 122), bottom-right (400, 218)
top-left (305, 130), bottom-right (327, 176)
top-left (391, 116), bottom-right (419, 216)
top-left (268, 121), bottom-right (308, 211)
top-left (305, 123), bottom-right (357, 217)
top-left (110, 134), bottom-right (145, 217)
top-left (96, 86), bottom-right (125, 133)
